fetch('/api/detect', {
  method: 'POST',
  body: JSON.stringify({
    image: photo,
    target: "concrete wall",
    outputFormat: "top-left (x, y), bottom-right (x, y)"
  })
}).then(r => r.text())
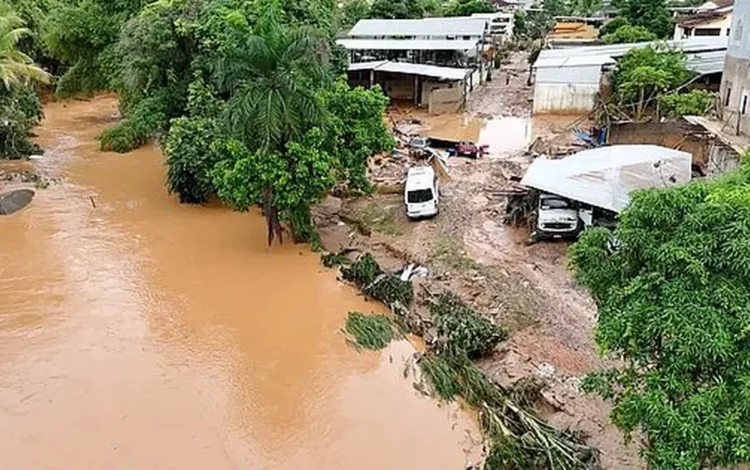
top-left (377, 72), bottom-right (415, 101)
top-left (429, 87), bottom-right (465, 114)
top-left (421, 80), bottom-right (461, 105)
top-left (719, 54), bottom-right (750, 135)
top-left (533, 83), bottom-right (599, 114)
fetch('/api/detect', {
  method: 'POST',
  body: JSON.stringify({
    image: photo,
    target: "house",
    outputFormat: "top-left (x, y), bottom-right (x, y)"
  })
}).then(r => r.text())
top-left (673, 0), bottom-right (733, 39)
top-left (337, 17), bottom-right (491, 112)
top-left (471, 12), bottom-right (514, 42)
top-left (546, 21), bottom-right (600, 47)
top-left (719, 0), bottom-right (750, 136)
top-left (533, 37), bottom-right (728, 114)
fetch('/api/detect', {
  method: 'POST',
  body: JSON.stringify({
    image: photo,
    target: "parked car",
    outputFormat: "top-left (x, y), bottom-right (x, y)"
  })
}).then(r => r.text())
top-left (454, 140), bottom-right (487, 158)
top-left (405, 166), bottom-right (439, 219)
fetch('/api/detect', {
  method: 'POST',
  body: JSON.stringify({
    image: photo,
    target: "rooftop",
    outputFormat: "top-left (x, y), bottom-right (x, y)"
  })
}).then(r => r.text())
top-left (336, 38), bottom-right (479, 51)
top-left (348, 61), bottom-right (471, 81)
top-left (348, 17), bottom-right (488, 38)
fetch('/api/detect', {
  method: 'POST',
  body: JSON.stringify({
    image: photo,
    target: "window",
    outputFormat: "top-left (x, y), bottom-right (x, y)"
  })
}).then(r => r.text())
top-left (727, 28), bottom-right (731, 36)
top-left (725, 83), bottom-right (732, 106)
top-left (694, 28), bottom-right (721, 36)
top-left (684, 27), bottom-right (693, 36)
top-left (407, 189), bottom-right (433, 203)
top-left (742, 94), bottom-right (748, 115)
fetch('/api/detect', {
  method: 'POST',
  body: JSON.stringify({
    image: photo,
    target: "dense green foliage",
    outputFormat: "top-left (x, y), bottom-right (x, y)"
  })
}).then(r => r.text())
top-left (513, 9), bottom-right (554, 41)
top-left (442, 0), bottom-right (493, 17)
top-left (613, 46), bottom-right (693, 120)
top-left (341, 253), bottom-right (414, 313)
top-left (598, 16), bottom-right (629, 38)
top-left (431, 292), bottom-right (506, 358)
top-left (658, 89), bottom-right (714, 118)
top-left (369, 0), bottom-right (424, 19)
top-left (602, 24), bottom-right (657, 44)
top-left (570, 162), bottom-right (750, 469)
top-left (344, 311), bottom-right (398, 349)
top-left (0, 9), bottom-right (50, 159)
top-left (613, 0), bottom-right (672, 38)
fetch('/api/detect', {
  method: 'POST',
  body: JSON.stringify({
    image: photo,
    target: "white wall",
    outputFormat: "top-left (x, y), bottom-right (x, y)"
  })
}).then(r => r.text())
top-left (533, 83), bottom-right (600, 114)
top-left (673, 13), bottom-right (733, 40)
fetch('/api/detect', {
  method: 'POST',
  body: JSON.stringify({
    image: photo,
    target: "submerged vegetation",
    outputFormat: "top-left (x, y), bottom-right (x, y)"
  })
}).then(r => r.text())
top-left (344, 312), bottom-right (399, 350)
top-left (339, 253), bottom-right (596, 468)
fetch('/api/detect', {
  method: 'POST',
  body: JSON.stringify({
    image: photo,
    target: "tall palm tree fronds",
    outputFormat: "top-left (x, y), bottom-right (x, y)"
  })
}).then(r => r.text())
top-left (213, 10), bottom-right (330, 152)
top-left (0, 13), bottom-right (50, 90)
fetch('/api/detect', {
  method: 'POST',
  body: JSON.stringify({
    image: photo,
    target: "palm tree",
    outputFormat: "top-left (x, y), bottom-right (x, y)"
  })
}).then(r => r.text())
top-left (213, 9), bottom-right (330, 244)
top-left (0, 13), bottom-right (50, 90)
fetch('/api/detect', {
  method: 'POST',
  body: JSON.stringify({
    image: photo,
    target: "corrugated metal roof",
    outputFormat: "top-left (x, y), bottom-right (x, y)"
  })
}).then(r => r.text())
top-left (536, 36), bottom-right (727, 62)
top-left (534, 55), bottom-right (616, 68)
top-left (336, 38), bottom-right (479, 51)
top-left (685, 50), bottom-right (726, 75)
top-left (348, 17), bottom-right (487, 37)
top-left (347, 61), bottom-right (471, 80)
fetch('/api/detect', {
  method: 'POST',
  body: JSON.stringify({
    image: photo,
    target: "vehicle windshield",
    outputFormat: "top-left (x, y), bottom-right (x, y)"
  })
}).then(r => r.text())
top-left (541, 197), bottom-right (571, 210)
top-left (407, 188), bottom-right (433, 203)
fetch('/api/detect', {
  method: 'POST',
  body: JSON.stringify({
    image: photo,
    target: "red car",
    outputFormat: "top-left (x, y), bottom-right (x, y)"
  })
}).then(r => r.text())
top-left (455, 141), bottom-right (488, 158)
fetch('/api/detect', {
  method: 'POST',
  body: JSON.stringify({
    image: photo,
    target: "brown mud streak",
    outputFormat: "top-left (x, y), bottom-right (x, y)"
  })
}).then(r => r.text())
top-left (0, 96), bottom-right (483, 469)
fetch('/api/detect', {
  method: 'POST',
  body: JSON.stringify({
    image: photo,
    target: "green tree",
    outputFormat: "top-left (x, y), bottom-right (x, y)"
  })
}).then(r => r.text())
top-left (211, 10), bottom-right (332, 244)
top-left (614, 0), bottom-right (672, 39)
top-left (320, 81), bottom-right (395, 192)
top-left (658, 89), bottom-right (714, 118)
top-left (0, 12), bottom-right (50, 89)
top-left (100, 0), bottom-right (204, 153)
top-left (569, 0), bottom-right (602, 16)
top-left (598, 16), bottom-right (629, 38)
top-left (340, 0), bottom-right (371, 27)
top-left (602, 24), bottom-right (658, 44)
top-left (613, 46), bottom-right (693, 120)
top-left (570, 162), bottom-right (750, 469)
top-left (443, 0), bottom-right (493, 17)
top-left (369, 0), bottom-right (423, 19)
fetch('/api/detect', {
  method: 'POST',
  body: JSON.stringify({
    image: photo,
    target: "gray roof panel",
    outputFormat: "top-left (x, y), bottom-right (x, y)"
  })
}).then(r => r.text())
top-left (348, 17), bottom-right (488, 37)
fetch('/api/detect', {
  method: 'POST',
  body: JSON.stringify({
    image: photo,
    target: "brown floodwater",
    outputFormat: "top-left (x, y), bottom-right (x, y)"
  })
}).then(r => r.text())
top-left (0, 96), bottom-right (481, 469)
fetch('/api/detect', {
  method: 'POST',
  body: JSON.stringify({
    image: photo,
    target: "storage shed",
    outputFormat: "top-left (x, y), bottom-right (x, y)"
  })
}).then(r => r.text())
top-left (533, 55), bottom-right (616, 114)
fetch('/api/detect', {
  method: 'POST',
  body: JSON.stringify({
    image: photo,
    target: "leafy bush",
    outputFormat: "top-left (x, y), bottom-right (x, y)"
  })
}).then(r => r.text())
top-left (431, 292), bottom-right (507, 358)
top-left (602, 25), bottom-right (657, 44)
top-left (598, 16), bottom-right (630, 38)
top-left (344, 312), bottom-right (398, 349)
top-left (364, 275), bottom-right (414, 309)
top-left (341, 252), bottom-right (380, 287)
top-left (0, 85), bottom-right (44, 158)
top-left (658, 89), bottom-right (714, 117)
top-left (99, 94), bottom-right (168, 152)
top-left (570, 161), bottom-right (750, 468)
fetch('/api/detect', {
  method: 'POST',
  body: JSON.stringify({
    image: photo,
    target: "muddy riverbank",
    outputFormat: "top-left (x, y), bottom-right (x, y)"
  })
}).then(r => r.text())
top-left (320, 54), bottom-right (643, 469)
top-left (0, 96), bottom-right (483, 469)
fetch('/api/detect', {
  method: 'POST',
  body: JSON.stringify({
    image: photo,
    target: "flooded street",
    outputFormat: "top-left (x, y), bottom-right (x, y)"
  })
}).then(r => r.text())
top-left (0, 96), bottom-right (480, 469)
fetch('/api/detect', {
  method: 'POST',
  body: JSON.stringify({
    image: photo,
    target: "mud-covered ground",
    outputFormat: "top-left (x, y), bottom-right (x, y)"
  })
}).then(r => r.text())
top-left (317, 53), bottom-right (643, 469)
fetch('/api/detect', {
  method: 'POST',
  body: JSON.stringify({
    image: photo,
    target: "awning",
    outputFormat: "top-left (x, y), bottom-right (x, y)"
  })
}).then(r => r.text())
top-left (520, 145), bottom-right (692, 213)
top-left (348, 61), bottom-right (471, 81)
top-left (336, 38), bottom-right (478, 51)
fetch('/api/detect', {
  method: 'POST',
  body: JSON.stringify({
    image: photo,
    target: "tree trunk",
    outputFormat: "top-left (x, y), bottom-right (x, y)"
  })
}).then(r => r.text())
top-left (263, 185), bottom-right (283, 246)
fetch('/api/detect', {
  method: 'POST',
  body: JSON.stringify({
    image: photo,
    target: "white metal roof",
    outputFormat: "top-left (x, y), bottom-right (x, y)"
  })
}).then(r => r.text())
top-left (336, 38), bottom-right (479, 51)
top-left (685, 49), bottom-right (726, 75)
top-left (534, 55), bottom-right (617, 68)
top-left (521, 145), bottom-right (692, 213)
top-left (536, 37), bottom-right (727, 62)
top-left (347, 61), bottom-right (471, 81)
top-left (349, 17), bottom-right (487, 37)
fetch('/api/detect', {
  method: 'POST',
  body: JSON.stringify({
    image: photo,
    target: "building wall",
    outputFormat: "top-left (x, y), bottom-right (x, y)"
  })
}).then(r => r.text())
top-left (533, 83), bottom-right (600, 114)
top-left (721, 0), bottom-right (750, 136)
top-left (421, 80), bottom-right (461, 105)
top-left (428, 88), bottom-right (465, 114)
top-left (533, 64), bottom-right (602, 114)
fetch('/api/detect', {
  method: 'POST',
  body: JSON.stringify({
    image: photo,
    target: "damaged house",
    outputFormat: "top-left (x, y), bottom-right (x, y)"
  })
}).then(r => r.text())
top-left (337, 17), bottom-right (491, 113)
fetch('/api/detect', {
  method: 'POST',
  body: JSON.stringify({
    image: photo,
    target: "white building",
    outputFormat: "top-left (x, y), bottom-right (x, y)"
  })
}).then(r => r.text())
top-left (719, 0), bottom-right (750, 135)
top-left (337, 17), bottom-right (491, 111)
top-left (673, 0), bottom-right (734, 40)
top-left (471, 12), bottom-right (514, 41)
top-left (533, 37), bottom-right (728, 114)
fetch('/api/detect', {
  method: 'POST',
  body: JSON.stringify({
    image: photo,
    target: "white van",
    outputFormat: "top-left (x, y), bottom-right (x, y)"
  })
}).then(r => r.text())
top-left (405, 166), bottom-right (438, 219)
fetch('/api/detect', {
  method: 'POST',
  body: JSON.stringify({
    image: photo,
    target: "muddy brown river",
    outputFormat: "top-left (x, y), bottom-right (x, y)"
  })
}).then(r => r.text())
top-left (0, 96), bottom-right (480, 469)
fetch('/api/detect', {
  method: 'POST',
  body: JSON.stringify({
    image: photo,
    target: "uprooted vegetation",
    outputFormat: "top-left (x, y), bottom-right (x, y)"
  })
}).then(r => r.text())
top-left (337, 253), bottom-right (597, 469)
top-left (344, 312), bottom-right (400, 350)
